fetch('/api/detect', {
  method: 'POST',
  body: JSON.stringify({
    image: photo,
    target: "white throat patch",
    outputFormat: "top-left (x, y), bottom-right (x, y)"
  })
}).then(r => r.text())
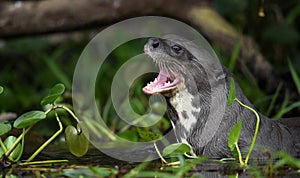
top-left (169, 83), bottom-right (200, 141)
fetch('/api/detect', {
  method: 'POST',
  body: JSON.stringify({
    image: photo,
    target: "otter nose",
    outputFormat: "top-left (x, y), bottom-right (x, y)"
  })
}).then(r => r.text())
top-left (148, 38), bottom-right (160, 50)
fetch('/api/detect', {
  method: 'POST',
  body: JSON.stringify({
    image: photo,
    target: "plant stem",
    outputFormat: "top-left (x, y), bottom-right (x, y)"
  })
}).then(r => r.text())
top-left (14, 128), bottom-right (25, 162)
top-left (5, 125), bottom-right (33, 158)
top-left (235, 143), bottom-right (244, 165)
top-left (153, 142), bottom-right (168, 164)
top-left (184, 153), bottom-right (198, 159)
top-left (19, 159), bottom-right (68, 166)
top-left (234, 99), bottom-right (260, 165)
top-left (45, 105), bottom-right (80, 123)
top-left (26, 111), bottom-right (63, 162)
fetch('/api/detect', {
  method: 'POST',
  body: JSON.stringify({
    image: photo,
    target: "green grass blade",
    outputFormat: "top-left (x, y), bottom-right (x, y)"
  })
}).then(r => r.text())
top-left (288, 59), bottom-right (300, 94)
top-left (286, 5), bottom-right (300, 25)
top-left (266, 82), bottom-right (283, 117)
top-left (240, 61), bottom-right (259, 88)
top-left (229, 40), bottom-right (241, 71)
top-left (43, 58), bottom-right (72, 90)
top-left (275, 101), bottom-right (300, 118)
top-left (274, 92), bottom-right (289, 118)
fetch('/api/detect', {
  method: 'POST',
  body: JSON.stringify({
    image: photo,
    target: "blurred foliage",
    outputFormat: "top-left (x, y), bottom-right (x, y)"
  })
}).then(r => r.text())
top-left (213, 0), bottom-right (300, 116)
top-left (0, 37), bottom-right (84, 112)
top-left (214, 0), bottom-right (300, 68)
top-left (0, 0), bottom-right (299, 139)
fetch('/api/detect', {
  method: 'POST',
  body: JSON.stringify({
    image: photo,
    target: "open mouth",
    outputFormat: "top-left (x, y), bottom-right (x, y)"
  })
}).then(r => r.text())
top-left (143, 64), bottom-right (179, 95)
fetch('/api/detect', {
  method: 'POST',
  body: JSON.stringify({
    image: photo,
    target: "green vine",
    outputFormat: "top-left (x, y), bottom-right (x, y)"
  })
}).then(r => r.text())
top-left (234, 99), bottom-right (260, 165)
top-left (227, 77), bottom-right (260, 166)
top-left (0, 83), bottom-right (88, 165)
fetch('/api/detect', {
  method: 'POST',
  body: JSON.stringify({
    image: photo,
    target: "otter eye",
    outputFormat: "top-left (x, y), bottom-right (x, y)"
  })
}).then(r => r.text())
top-left (171, 45), bottom-right (183, 54)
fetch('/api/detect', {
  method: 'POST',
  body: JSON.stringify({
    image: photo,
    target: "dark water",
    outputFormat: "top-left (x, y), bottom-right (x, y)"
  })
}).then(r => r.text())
top-left (2, 146), bottom-right (299, 177)
top-left (30, 146), bottom-right (299, 177)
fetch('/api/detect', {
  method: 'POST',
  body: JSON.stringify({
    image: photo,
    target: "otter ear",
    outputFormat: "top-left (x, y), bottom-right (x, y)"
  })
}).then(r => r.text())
top-left (215, 70), bottom-right (227, 80)
top-left (189, 54), bottom-right (197, 61)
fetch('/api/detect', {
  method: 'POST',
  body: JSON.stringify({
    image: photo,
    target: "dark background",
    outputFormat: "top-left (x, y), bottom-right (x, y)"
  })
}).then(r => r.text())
top-left (0, 0), bottom-right (299, 129)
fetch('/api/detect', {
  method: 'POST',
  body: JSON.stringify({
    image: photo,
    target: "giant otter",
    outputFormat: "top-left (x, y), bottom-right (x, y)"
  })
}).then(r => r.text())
top-left (142, 37), bottom-right (300, 158)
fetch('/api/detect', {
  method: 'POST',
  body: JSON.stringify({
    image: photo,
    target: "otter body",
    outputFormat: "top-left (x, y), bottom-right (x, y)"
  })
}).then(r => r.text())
top-left (143, 37), bottom-right (300, 158)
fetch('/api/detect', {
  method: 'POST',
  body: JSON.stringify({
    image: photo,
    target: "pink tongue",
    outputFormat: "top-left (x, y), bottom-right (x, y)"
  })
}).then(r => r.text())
top-left (142, 65), bottom-right (178, 94)
top-left (158, 71), bottom-right (168, 85)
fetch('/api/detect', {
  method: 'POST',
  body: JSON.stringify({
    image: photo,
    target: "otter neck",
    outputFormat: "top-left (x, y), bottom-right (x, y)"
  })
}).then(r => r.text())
top-left (168, 73), bottom-right (229, 148)
top-left (168, 79), bottom-right (203, 143)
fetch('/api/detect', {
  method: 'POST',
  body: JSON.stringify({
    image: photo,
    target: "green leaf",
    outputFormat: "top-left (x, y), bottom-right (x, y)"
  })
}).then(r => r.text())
top-left (4, 136), bottom-right (22, 161)
top-left (162, 143), bottom-right (191, 156)
top-left (228, 119), bottom-right (243, 152)
top-left (13, 111), bottom-right (46, 128)
top-left (137, 128), bottom-right (162, 141)
top-left (227, 77), bottom-right (236, 106)
top-left (41, 83), bottom-right (65, 106)
top-left (65, 123), bottom-right (89, 157)
top-left (288, 59), bottom-right (300, 94)
top-left (0, 122), bottom-right (12, 136)
top-left (0, 86), bottom-right (3, 95)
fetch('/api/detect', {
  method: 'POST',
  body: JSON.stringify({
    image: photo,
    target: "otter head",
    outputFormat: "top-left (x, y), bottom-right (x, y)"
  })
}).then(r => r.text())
top-left (142, 37), bottom-right (212, 98)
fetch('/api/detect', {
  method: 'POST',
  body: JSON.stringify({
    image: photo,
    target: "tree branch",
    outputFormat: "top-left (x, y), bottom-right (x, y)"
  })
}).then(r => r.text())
top-left (0, 0), bottom-right (278, 93)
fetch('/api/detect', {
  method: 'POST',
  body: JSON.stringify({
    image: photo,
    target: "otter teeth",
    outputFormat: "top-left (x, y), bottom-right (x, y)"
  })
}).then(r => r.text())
top-left (142, 58), bottom-right (179, 94)
top-left (143, 75), bottom-right (178, 94)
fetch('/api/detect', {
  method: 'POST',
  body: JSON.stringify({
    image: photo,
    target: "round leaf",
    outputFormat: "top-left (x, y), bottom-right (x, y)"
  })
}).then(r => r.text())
top-left (65, 124), bottom-right (89, 157)
top-left (0, 122), bottom-right (12, 136)
top-left (41, 83), bottom-right (65, 106)
top-left (4, 136), bottom-right (22, 161)
top-left (162, 143), bottom-right (191, 156)
top-left (13, 111), bottom-right (46, 128)
top-left (0, 86), bottom-right (3, 95)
